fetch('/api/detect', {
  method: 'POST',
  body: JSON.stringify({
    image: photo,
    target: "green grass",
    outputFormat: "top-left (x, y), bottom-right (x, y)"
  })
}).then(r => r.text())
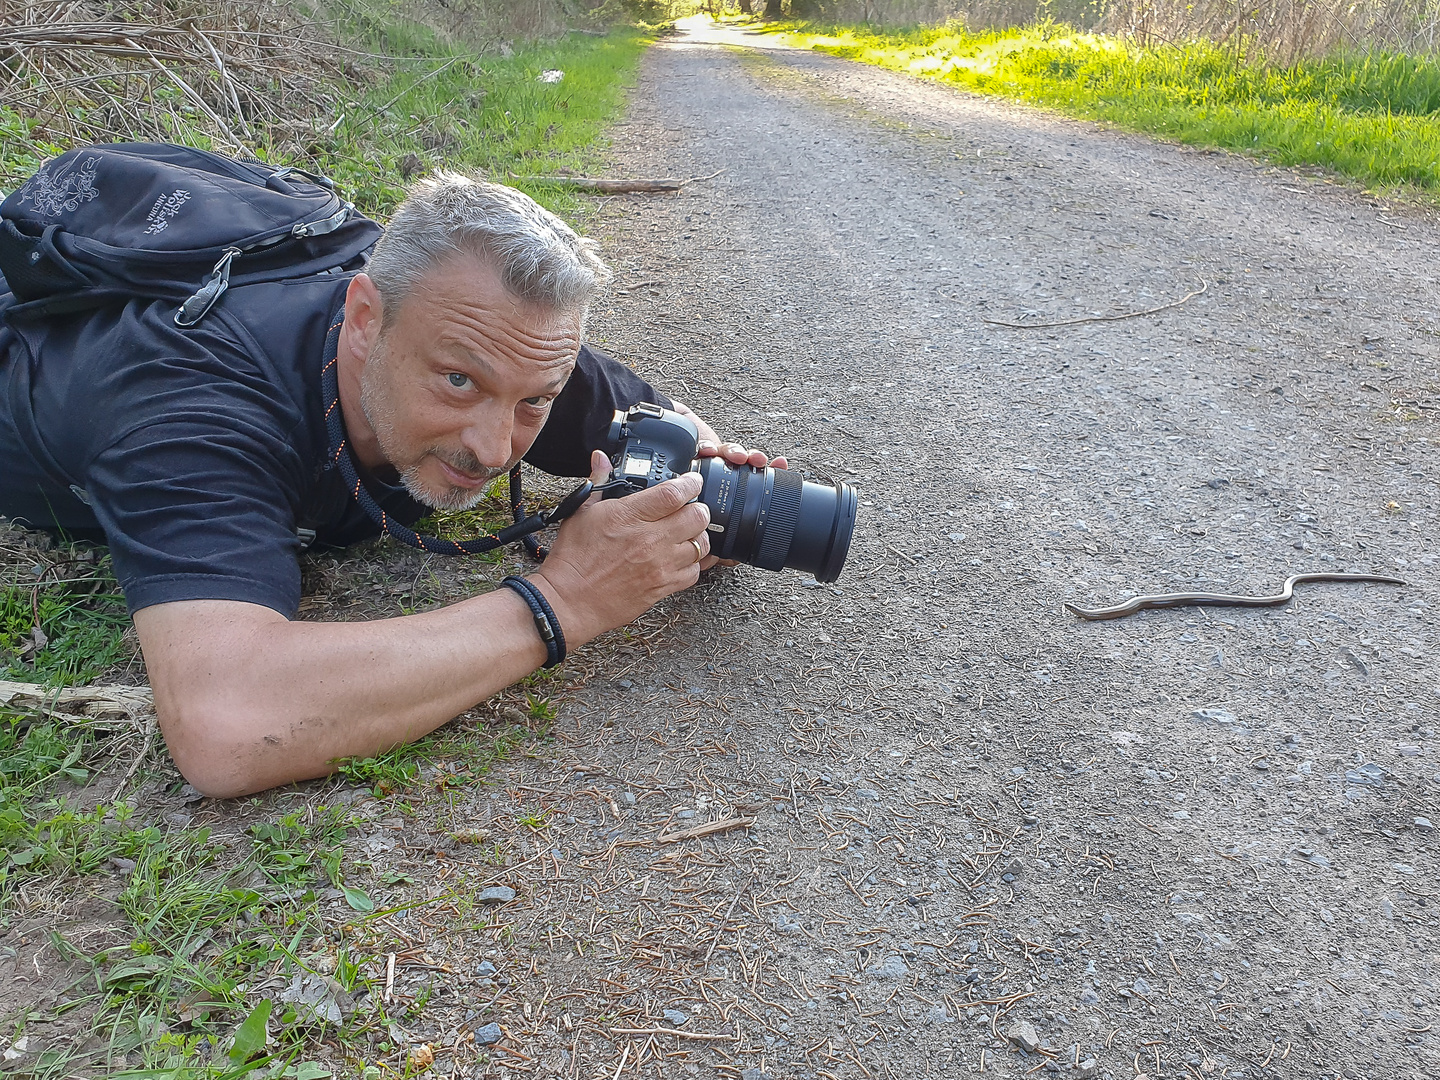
top-left (310, 25), bottom-right (656, 218)
top-left (0, 9), bottom-right (648, 1075)
top-left (1, 551), bottom-right (131, 686)
top-left (763, 19), bottom-right (1440, 196)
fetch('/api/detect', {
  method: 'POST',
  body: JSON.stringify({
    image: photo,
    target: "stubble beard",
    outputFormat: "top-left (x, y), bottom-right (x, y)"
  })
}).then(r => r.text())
top-left (358, 342), bottom-right (502, 513)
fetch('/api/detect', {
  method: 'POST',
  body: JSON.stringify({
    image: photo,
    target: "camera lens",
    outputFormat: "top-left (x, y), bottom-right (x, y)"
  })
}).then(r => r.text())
top-left (695, 457), bottom-right (858, 582)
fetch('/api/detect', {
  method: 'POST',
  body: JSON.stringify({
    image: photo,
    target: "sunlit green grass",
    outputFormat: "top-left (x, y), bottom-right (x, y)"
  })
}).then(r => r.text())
top-left (312, 25), bottom-right (655, 218)
top-left (764, 19), bottom-right (1440, 196)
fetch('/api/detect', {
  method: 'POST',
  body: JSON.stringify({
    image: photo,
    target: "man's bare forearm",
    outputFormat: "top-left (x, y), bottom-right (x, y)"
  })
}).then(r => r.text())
top-left (136, 585), bottom-right (553, 797)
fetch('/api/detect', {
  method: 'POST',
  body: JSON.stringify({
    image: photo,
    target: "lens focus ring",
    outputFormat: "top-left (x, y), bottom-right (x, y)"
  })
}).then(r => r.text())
top-left (755, 468), bottom-right (803, 571)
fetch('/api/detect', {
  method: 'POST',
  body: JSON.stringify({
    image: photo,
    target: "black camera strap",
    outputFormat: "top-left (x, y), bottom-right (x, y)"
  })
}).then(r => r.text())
top-left (321, 312), bottom-right (594, 558)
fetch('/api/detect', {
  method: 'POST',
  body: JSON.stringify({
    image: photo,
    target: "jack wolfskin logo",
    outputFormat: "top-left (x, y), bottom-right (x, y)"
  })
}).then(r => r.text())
top-left (143, 188), bottom-right (192, 235)
top-left (17, 155), bottom-right (100, 218)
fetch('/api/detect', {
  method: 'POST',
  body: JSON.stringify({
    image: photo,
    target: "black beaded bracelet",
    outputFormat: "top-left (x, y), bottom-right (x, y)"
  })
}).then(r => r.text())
top-left (500, 576), bottom-right (566, 668)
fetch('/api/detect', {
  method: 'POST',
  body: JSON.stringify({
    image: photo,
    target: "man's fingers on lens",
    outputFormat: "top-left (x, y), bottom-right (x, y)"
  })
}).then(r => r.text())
top-left (619, 472), bottom-right (703, 522)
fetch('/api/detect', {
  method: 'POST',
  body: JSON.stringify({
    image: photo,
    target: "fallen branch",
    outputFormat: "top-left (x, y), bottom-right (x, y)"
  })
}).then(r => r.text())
top-left (982, 280), bottom-right (1208, 329)
top-left (655, 816), bottom-right (754, 843)
top-left (507, 168), bottom-right (724, 193)
top-left (0, 679), bottom-right (154, 724)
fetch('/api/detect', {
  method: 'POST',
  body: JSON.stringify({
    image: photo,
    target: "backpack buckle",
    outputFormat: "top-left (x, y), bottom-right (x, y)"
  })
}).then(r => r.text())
top-left (175, 247), bottom-right (240, 327)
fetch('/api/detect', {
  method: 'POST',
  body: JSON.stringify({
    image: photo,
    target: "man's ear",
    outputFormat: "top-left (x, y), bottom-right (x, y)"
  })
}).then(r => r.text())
top-left (341, 273), bottom-right (385, 368)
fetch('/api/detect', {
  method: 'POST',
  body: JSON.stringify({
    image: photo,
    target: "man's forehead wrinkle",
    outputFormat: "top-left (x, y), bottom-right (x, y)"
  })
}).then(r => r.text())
top-left (431, 302), bottom-right (579, 358)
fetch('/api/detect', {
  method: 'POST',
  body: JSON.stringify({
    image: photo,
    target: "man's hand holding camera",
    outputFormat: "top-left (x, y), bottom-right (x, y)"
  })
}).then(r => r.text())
top-left (531, 411), bottom-right (784, 645)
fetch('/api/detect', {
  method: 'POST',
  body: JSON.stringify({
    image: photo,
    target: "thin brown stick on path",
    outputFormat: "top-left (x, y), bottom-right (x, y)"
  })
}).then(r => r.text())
top-left (609, 1027), bottom-right (739, 1041)
top-left (655, 816), bottom-right (755, 843)
top-left (982, 280), bottom-right (1208, 329)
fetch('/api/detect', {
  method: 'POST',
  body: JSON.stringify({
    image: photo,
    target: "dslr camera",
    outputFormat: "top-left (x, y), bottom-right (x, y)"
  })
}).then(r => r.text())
top-left (606, 402), bottom-right (858, 583)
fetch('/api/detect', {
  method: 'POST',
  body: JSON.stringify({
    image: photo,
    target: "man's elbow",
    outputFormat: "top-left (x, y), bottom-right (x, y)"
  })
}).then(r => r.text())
top-left (157, 699), bottom-right (315, 799)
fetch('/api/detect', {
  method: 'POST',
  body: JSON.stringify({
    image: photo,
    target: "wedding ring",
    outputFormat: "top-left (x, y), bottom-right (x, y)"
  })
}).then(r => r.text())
top-left (689, 537), bottom-right (705, 563)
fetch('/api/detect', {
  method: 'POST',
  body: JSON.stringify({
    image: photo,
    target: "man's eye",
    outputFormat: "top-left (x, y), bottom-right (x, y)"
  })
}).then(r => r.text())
top-left (522, 396), bottom-right (552, 408)
top-left (447, 373), bottom-right (472, 389)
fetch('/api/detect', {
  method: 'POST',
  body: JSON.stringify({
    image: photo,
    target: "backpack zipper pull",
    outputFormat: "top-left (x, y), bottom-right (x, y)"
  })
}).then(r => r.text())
top-left (175, 247), bottom-right (240, 327)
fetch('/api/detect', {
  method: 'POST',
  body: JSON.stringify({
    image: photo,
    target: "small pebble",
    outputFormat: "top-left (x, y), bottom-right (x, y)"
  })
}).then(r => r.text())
top-left (1005, 1019), bottom-right (1042, 1053)
top-left (472, 1022), bottom-right (502, 1046)
top-left (478, 886), bottom-right (516, 905)
top-left (662, 1009), bottom-right (688, 1026)
top-left (865, 955), bottom-right (909, 979)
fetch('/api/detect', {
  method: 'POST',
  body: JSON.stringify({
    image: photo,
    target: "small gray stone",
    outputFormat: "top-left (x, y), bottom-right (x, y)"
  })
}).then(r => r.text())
top-left (473, 1022), bottom-right (503, 1046)
top-left (924, 1005), bottom-right (954, 1024)
top-left (1006, 1019), bottom-right (1042, 1053)
top-left (1415, 816), bottom-right (1434, 831)
top-left (1192, 708), bottom-right (1237, 726)
top-left (774, 913), bottom-right (803, 934)
top-left (1079, 990), bottom-right (1101, 1006)
top-left (662, 1009), bottom-right (688, 1026)
top-left (741, 1069), bottom-right (773, 1080)
top-left (855, 788), bottom-right (881, 800)
top-left (865, 955), bottom-right (910, 979)
top-left (279, 971), bottom-right (351, 1025)
top-left (478, 886), bottom-right (516, 905)
top-left (1075, 1057), bottom-right (1099, 1076)
top-left (1132, 976), bottom-right (1154, 997)
top-left (475, 961), bottom-right (497, 978)
top-left (1345, 763), bottom-right (1386, 787)
top-left (620, 791), bottom-right (637, 806)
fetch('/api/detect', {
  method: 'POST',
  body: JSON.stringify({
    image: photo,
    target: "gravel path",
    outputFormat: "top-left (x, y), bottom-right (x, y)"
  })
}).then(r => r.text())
top-left (485, 19), bottom-right (1439, 1079)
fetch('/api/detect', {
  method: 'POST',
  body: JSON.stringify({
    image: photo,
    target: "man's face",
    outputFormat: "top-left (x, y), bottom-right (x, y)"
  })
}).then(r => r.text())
top-left (357, 256), bottom-right (582, 511)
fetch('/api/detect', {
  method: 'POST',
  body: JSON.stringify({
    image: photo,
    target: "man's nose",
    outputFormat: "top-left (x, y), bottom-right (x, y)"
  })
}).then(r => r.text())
top-left (461, 406), bottom-right (513, 469)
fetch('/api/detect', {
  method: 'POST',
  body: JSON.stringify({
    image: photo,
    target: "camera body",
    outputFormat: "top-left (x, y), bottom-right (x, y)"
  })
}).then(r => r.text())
top-left (607, 402), bottom-right (703, 492)
top-left (606, 402), bottom-right (857, 583)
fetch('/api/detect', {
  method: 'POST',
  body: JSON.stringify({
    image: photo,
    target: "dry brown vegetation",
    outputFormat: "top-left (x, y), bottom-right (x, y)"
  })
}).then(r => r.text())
top-left (0, 0), bottom-right (366, 162)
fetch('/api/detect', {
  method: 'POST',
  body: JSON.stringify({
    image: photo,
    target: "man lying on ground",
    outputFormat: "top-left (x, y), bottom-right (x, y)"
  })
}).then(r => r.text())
top-left (0, 171), bottom-right (779, 798)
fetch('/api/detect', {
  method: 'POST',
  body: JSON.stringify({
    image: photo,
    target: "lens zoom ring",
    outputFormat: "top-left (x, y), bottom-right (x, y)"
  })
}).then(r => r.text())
top-left (755, 469), bottom-right (803, 570)
top-left (718, 465), bottom-right (748, 560)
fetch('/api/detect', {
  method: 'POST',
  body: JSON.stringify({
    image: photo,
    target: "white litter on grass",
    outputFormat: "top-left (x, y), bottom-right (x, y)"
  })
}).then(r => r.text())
top-left (538, 69), bottom-right (564, 83)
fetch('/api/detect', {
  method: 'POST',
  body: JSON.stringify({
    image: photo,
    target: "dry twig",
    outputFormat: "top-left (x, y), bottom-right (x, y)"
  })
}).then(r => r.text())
top-left (982, 281), bottom-right (1209, 329)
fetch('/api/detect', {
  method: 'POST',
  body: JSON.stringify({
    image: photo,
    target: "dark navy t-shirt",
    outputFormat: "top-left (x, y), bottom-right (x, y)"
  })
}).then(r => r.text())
top-left (0, 272), bottom-right (666, 617)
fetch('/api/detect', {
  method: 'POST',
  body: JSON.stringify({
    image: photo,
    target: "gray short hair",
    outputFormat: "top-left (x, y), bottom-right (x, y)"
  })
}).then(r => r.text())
top-left (366, 172), bottom-right (610, 324)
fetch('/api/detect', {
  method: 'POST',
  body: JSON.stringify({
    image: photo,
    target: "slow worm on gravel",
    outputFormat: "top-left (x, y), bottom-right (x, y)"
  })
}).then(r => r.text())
top-left (1065, 572), bottom-right (1407, 621)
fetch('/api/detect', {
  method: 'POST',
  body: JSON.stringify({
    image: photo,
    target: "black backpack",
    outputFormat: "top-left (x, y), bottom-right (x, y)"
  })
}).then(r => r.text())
top-left (0, 142), bottom-right (381, 325)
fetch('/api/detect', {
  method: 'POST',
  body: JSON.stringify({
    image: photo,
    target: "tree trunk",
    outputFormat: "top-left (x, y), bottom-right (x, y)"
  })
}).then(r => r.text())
top-left (762, 0), bottom-right (783, 17)
top-left (737, 0), bottom-right (753, 13)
